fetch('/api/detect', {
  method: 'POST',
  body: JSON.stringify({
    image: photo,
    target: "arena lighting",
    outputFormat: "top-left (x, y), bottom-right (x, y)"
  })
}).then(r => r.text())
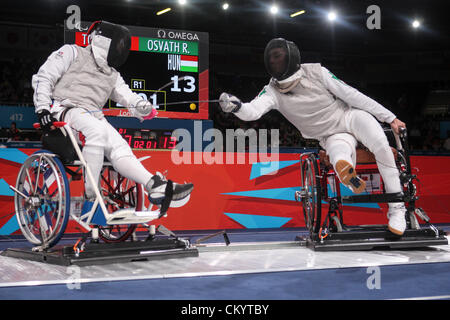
top-left (270, 5), bottom-right (279, 15)
top-left (290, 10), bottom-right (305, 18)
top-left (222, 3), bottom-right (229, 10)
top-left (327, 11), bottom-right (337, 21)
top-left (156, 8), bottom-right (171, 15)
top-left (412, 19), bottom-right (421, 28)
top-left (178, 0), bottom-right (187, 5)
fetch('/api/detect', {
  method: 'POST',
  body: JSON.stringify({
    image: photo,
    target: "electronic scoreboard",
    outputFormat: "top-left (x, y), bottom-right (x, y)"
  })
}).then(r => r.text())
top-left (117, 128), bottom-right (177, 150)
top-left (63, 22), bottom-right (209, 150)
top-left (64, 22), bottom-right (209, 120)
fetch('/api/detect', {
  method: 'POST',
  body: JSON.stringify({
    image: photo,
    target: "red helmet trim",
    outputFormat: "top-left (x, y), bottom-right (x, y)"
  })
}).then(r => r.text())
top-left (86, 20), bottom-right (102, 35)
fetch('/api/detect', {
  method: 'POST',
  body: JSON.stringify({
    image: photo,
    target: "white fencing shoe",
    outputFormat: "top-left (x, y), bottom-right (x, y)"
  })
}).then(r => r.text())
top-left (387, 204), bottom-right (407, 236)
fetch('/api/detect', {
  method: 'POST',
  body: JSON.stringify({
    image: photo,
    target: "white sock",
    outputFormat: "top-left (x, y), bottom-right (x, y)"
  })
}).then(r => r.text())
top-left (111, 155), bottom-right (153, 186)
top-left (83, 146), bottom-right (105, 199)
top-left (326, 139), bottom-right (355, 168)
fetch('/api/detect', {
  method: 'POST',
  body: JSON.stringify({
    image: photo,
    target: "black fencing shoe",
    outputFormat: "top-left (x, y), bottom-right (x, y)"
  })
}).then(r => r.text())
top-left (146, 172), bottom-right (194, 206)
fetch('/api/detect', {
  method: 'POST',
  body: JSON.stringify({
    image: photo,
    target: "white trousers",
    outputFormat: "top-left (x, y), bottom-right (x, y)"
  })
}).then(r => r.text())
top-left (64, 108), bottom-right (152, 198)
top-left (321, 109), bottom-right (402, 196)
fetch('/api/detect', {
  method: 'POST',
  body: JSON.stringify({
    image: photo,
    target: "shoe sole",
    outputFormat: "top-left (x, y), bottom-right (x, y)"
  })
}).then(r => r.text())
top-left (335, 160), bottom-right (366, 194)
top-left (388, 225), bottom-right (405, 236)
top-left (149, 185), bottom-right (194, 204)
top-left (172, 185), bottom-right (194, 200)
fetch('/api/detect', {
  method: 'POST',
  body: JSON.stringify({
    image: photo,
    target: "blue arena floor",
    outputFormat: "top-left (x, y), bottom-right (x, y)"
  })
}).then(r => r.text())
top-left (0, 226), bottom-right (449, 303)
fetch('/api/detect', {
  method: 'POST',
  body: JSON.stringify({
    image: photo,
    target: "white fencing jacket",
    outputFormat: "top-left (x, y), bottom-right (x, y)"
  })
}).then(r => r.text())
top-left (32, 44), bottom-right (142, 119)
top-left (235, 63), bottom-right (397, 141)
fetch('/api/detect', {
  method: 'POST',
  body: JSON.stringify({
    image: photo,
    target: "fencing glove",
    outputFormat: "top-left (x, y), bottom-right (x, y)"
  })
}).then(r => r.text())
top-left (132, 100), bottom-right (157, 122)
top-left (219, 92), bottom-right (242, 113)
top-left (37, 109), bottom-right (57, 132)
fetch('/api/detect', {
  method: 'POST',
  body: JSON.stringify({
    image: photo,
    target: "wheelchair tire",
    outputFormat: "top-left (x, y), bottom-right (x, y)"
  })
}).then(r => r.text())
top-left (301, 155), bottom-right (322, 235)
top-left (14, 150), bottom-right (70, 249)
top-left (97, 166), bottom-right (145, 243)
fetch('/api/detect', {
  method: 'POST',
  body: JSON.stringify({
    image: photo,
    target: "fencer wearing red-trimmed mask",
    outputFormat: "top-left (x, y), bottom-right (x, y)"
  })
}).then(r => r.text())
top-left (32, 21), bottom-right (193, 223)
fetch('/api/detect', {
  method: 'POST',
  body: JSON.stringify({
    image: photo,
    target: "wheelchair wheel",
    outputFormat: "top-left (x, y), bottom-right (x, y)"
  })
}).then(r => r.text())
top-left (301, 155), bottom-right (322, 235)
top-left (14, 150), bottom-right (70, 249)
top-left (97, 166), bottom-right (145, 243)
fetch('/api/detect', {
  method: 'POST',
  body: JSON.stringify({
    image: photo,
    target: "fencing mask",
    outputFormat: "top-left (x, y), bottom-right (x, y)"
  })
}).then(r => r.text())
top-left (264, 38), bottom-right (301, 82)
top-left (87, 20), bottom-right (131, 69)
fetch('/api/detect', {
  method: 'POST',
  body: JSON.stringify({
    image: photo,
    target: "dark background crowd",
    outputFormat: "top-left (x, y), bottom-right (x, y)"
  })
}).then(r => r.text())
top-left (1, 0), bottom-right (449, 153)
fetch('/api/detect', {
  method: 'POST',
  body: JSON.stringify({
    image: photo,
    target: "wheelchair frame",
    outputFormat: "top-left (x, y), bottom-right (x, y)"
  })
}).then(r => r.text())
top-left (295, 128), bottom-right (447, 251)
top-left (8, 122), bottom-right (185, 253)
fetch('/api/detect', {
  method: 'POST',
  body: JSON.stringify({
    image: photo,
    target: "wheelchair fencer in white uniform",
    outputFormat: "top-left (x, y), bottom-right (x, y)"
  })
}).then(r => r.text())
top-left (219, 38), bottom-right (408, 236)
top-left (12, 21), bottom-right (193, 250)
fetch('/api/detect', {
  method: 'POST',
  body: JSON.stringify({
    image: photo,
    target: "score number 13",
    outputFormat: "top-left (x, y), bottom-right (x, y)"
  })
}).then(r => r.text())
top-left (148, 75), bottom-right (195, 108)
top-left (126, 75), bottom-right (196, 109)
top-left (170, 75), bottom-right (196, 93)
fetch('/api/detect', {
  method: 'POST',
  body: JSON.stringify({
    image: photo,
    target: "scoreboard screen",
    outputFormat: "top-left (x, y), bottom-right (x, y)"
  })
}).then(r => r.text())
top-left (117, 128), bottom-right (177, 150)
top-left (64, 22), bottom-right (209, 120)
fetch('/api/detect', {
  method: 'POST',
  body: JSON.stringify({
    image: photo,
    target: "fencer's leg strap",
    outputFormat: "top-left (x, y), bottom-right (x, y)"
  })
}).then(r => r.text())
top-left (159, 180), bottom-right (174, 218)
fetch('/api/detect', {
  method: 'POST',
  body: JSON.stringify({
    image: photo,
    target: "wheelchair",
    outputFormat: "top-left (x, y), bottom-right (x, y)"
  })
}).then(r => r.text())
top-left (10, 122), bottom-right (172, 252)
top-left (295, 127), bottom-right (447, 250)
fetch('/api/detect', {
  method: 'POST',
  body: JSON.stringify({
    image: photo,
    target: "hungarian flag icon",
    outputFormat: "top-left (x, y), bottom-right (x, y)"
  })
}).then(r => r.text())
top-left (180, 55), bottom-right (198, 72)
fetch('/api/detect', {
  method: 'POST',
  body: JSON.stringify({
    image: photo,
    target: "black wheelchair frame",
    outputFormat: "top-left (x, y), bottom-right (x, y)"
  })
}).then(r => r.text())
top-left (295, 128), bottom-right (448, 251)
